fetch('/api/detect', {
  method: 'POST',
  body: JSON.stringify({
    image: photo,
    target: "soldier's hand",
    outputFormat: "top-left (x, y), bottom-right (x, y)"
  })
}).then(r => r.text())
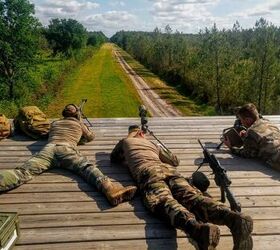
top-left (223, 136), bottom-right (232, 148)
top-left (239, 130), bottom-right (247, 138)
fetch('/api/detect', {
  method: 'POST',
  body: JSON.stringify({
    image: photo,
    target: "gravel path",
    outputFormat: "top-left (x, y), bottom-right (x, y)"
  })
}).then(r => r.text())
top-left (115, 50), bottom-right (182, 117)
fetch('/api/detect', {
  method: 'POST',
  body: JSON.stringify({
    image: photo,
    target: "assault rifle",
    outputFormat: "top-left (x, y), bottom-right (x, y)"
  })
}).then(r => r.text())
top-left (78, 99), bottom-right (93, 127)
top-left (197, 139), bottom-right (241, 212)
top-left (138, 105), bottom-right (173, 155)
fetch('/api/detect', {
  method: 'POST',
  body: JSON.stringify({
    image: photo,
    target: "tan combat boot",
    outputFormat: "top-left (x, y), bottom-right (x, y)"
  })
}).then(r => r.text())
top-left (185, 219), bottom-right (220, 250)
top-left (212, 209), bottom-right (253, 250)
top-left (100, 179), bottom-right (137, 206)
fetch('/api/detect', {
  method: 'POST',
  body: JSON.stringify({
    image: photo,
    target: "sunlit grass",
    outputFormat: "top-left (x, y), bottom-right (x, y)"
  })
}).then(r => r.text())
top-left (46, 43), bottom-right (142, 118)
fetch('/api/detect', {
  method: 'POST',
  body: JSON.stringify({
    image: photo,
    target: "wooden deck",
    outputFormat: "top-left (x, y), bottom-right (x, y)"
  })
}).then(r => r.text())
top-left (1, 116), bottom-right (280, 250)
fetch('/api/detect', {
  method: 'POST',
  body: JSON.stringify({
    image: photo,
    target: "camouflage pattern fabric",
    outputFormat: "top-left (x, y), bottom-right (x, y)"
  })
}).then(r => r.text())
top-left (0, 117), bottom-right (105, 192)
top-left (48, 117), bottom-right (95, 148)
top-left (0, 143), bottom-right (107, 192)
top-left (231, 119), bottom-right (280, 171)
top-left (111, 137), bottom-right (230, 230)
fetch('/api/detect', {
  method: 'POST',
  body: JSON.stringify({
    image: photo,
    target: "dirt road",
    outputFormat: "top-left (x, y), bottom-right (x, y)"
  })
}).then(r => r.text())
top-left (115, 50), bottom-right (181, 117)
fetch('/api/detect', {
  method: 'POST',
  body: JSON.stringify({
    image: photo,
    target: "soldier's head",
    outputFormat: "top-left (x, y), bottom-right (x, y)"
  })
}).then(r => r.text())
top-left (62, 104), bottom-right (79, 119)
top-left (127, 125), bottom-right (144, 138)
top-left (236, 103), bottom-right (259, 128)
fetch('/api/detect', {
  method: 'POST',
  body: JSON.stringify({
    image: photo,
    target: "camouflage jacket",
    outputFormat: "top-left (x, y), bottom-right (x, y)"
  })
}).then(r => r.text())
top-left (231, 118), bottom-right (280, 170)
top-left (111, 137), bottom-right (179, 187)
top-left (48, 117), bottom-right (95, 147)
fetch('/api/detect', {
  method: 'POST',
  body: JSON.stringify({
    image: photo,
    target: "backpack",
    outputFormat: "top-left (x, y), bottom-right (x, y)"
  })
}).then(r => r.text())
top-left (0, 114), bottom-right (11, 140)
top-left (14, 106), bottom-right (50, 139)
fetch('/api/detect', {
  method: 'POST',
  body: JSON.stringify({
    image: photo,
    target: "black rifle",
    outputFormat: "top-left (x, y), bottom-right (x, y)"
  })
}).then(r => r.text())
top-left (198, 139), bottom-right (241, 212)
top-left (78, 99), bottom-right (93, 127)
top-left (138, 105), bottom-right (172, 154)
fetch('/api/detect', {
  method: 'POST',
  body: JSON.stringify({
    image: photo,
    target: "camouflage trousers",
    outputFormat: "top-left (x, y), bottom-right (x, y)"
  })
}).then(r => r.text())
top-left (140, 164), bottom-right (229, 230)
top-left (0, 143), bottom-right (107, 192)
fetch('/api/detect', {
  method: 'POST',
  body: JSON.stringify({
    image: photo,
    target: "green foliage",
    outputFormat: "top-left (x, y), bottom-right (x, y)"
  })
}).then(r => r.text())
top-left (111, 19), bottom-right (280, 114)
top-left (44, 18), bottom-right (87, 57)
top-left (0, 0), bottom-right (40, 99)
top-left (0, 47), bottom-right (95, 117)
top-left (87, 31), bottom-right (108, 47)
top-left (117, 46), bottom-right (215, 116)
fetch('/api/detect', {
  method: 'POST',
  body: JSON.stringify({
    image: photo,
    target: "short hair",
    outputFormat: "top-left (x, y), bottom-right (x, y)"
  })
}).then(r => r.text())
top-left (62, 104), bottom-right (78, 118)
top-left (128, 125), bottom-right (140, 133)
top-left (127, 125), bottom-right (141, 138)
top-left (237, 103), bottom-right (259, 121)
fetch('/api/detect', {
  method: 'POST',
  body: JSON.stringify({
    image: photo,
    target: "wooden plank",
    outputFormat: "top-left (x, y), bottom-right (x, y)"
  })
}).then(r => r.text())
top-left (1, 191), bottom-right (280, 207)
top-left (6, 181), bottom-right (280, 194)
top-left (18, 207), bottom-right (280, 229)
top-left (14, 238), bottom-right (195, 250)
top-left (14, 220), bottom-right (280, 244)
top-left (2, 200), bottom-right (280, 220)
top-left (23, 174), bottom-right (280, 187)
top-left (13, 235), bottom-right (280, 250)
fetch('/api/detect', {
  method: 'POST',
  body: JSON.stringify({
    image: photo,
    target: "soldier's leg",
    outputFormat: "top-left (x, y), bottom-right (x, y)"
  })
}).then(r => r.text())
top-left (56, 145), bottom-right (136, 206)
top-left (169, 176), bottom-right (253, 250)
top-left (143, 181), bottom-right (220, 249)
top-left (0, 144), bottom-right (56, 192)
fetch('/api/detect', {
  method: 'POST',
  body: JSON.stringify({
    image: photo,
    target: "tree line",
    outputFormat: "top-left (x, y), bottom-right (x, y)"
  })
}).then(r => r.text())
top-left (0, 0), bottom-right (107, 110)
top-left (111, 20), bottom-right (280, 114)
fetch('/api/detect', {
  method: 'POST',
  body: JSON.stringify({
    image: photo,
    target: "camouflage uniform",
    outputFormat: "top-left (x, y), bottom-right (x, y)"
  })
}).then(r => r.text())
top-left (0, 117), bottom-right (107, 192)
top-left (231, 118), bottom-right (280, 171)
top-left (111, 137), bottom-right (235, 231)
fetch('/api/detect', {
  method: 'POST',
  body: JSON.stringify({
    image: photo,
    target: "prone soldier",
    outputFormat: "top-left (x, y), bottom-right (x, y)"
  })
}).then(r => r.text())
top-left (111, 125), bottom-right (253, 250)
top-left (0, 104), bottom-right (137, 206)
top-left (224, 103), bottom-right (280, 172)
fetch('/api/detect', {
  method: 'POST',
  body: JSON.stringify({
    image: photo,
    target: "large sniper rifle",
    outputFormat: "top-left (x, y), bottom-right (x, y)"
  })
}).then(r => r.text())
top-left (78, 99), bottom-right (93, 127)
top-left (197, 139), bottom-right (241, 212)
top-left (138, 105), bottom-right (173, 155)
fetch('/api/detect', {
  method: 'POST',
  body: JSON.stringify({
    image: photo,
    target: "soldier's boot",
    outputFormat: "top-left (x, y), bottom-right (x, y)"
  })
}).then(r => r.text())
top-left (212, 209), bottom-right (253, 250)
top-left (100, 179), bottom-right (137, 206)
top-left (227, 212), bottom-right (253, 250)
top-left (185, 219), bottom-right (220, 250)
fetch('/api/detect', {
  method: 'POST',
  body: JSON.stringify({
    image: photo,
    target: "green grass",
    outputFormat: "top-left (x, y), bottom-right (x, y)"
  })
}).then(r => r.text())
top-left (116, 46), bottom-right (216, 116)
top-left (46, 43), bottom-right (142, 117)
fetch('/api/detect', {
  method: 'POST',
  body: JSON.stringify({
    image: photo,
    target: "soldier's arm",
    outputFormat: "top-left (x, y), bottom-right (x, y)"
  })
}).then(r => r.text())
top-left (110, 139), bottom-right (125, 164)
top-left (80, 122), bottom-right (95, 143)
top-left (158, 144), bottom-right (180, 167)
top-left (231, 130), bottom-right (259, 158)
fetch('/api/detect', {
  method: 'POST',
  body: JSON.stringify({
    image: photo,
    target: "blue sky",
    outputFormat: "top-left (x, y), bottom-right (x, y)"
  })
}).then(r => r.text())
top-left (31, 0), bottom-right (280, 37)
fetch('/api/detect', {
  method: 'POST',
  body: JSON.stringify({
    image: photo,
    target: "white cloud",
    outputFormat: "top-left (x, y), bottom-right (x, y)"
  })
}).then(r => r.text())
top-left (149, 0), bottom-right (220, 33)
top-left (230, 0), bottom-right (280, 18)
top-left (109, 1), bottom-right (125, 7)
top-left (82, 11), bottom-right (137, 36)
top-left (45, 0), bottom-right (98, 13)
top-left (150, 0), bottom-right (218, 4)
top-left (35, 0), bottom-right (99, 18)
top-left (35, 0), bottom-right (99, 24)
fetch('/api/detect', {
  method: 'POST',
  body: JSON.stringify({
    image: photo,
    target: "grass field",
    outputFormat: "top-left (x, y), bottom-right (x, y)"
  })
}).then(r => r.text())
top-left (46, 43), bottom-right (142, 118)
top-left (116, 46), bottom-right (215, 116)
